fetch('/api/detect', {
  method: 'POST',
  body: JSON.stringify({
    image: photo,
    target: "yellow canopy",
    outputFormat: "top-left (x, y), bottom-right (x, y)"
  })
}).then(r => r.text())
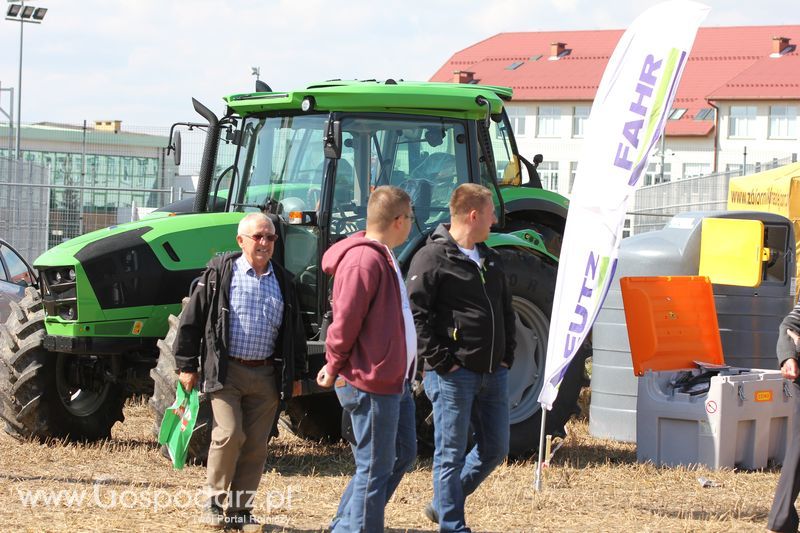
top-left (728, 162), bottom-right (800, 297)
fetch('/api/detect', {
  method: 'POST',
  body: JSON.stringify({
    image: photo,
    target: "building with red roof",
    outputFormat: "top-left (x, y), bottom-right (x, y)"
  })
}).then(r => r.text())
top-left (432, 26), bottom-right (799, 194)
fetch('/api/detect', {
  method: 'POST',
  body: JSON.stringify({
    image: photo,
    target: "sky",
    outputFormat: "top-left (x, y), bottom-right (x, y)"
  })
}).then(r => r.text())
top-left (0, 0), bottom-right (797, 127)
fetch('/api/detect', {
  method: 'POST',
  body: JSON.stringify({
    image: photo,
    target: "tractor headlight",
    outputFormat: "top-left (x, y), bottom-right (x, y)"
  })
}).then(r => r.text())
top-left (58, 303), bottom-right (77, 321)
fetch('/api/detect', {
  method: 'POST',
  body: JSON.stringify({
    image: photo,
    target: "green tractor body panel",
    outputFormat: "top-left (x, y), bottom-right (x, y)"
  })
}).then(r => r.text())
top-left (226, 81), bottom-right (510, 120)
top-left (501, 186), bottom-right (570, 216)
top-left (485, 230), bottom-right (557, 262)
top-left (34, 212), bottom-right (246, 340)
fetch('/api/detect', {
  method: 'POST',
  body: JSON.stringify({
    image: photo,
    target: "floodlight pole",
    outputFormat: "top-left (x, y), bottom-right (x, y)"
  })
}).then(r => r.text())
top-left (7, 0), bottom-right (47, 159)
top-left (15, 0), bottom-right (24, 159)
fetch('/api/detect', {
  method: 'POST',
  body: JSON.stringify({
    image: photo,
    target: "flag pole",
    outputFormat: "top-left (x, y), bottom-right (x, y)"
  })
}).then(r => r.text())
top-left (533, 405), bottom-right (547, 491)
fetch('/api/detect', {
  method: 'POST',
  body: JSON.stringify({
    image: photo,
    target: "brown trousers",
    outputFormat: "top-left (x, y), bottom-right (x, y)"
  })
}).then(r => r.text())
top-left (205, 360), bottom-right (279, 511)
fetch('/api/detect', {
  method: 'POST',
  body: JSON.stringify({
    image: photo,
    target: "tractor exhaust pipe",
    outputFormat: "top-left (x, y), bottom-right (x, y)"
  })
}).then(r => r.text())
top-left (192, 98), bottom-right (220, 213)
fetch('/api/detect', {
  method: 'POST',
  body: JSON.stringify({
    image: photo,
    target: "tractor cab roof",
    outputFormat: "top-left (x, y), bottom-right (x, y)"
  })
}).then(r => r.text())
top-left (224, 80), bottom-right (513, 120)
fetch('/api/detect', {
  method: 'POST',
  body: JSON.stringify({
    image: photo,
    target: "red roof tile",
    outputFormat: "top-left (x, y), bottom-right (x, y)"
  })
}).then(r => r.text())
top-left (708, 53), bottom-right (800, 99)
top-left (431, 26), bottom-right (800, 137)
top-left (665, 120), bottom-right (714, 136)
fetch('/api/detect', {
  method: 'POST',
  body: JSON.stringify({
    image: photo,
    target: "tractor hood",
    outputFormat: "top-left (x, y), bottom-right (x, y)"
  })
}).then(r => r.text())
top-left (34, 212), bottom-right (247, 268)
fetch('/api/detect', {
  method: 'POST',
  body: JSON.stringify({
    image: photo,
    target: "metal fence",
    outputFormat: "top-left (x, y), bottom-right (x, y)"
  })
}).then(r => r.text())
top-left (0, 120), bottom-right (210, 262)
top-left (631, 154), bottom-right (800, 235)
top-left (0, 158), bottom-right (50, 261)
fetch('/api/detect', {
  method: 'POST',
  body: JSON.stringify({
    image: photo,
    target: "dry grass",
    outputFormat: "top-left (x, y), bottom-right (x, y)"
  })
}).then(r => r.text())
top-left (0, 397), bottom-right (782, 532)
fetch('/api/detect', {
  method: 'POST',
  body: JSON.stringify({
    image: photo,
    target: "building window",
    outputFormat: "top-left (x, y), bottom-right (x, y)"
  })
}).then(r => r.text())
top-left (668, 108), bottom-right (687, 120)
top-left (695, 108), bottom-right (714, 120)
top-left (539, 161), bottom-right (559, 192)
top-left (572, 106), bottom-right (590, 138)
top-left (683, 163), bottom-right (711, 179)
top-left (537, 106), bottom-right (561, 138)
top-left (644, 162), bottom-right (671, 185)
top-left (569, 161), bottom-right (578, 193)
top-left (729, 105), bottom-right (757, 138)
top-left (506, 106), bottom-right (526, 137)
top-left (769, 105), bottom-right (797, 139)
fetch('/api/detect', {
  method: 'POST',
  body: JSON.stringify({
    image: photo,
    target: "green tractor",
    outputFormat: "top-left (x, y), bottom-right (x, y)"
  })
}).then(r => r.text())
top-left (0, 80), bottom-right (588, 458)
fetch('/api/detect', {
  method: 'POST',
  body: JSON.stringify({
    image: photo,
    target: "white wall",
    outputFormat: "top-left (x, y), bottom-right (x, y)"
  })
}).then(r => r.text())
top-left (506, 99), bottom-right (798, 195)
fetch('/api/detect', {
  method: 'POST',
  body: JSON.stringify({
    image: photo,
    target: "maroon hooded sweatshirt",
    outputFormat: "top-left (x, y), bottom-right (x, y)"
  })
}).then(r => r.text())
top-left (322, 231), bottom-right (408, 395)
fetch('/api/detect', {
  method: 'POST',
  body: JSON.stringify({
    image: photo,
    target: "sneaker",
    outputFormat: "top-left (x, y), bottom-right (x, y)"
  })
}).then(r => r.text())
top-left (424, 502), bottom-right (439, 524)
top-left (228, 510), bottom-right (261, 532)
top-left (201, 502), bottom-right (225, 529)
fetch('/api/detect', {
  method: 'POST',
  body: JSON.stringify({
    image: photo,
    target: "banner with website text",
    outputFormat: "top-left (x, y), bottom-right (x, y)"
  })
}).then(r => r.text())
top-left (538, 0), bottom-right (710, 409)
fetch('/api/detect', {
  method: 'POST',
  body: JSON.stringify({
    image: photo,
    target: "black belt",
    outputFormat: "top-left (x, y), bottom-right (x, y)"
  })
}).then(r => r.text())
top-left (228, 356), bottom-right (273, 367)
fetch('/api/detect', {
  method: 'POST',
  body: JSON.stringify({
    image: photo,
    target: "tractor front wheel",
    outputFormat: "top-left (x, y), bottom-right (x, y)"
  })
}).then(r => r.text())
top-left (0, 288), bottom-right (125, 441)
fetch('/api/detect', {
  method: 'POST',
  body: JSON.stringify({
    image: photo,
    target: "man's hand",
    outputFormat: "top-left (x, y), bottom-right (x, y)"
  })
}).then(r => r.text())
top-left (447, 363), bottom-right (460, 373)
top-left (316, 367), bottom-right (336, 388)
top-left (292, 380), bottom-right (303, 397)
top-left (500, 362), bottom-right (510, 369)
top-left (178, 371), bottom-right (198, 392)
top-left (782, 358), bottom-right (800, 381)
top-left (788, 329), bottom-right (800, 347)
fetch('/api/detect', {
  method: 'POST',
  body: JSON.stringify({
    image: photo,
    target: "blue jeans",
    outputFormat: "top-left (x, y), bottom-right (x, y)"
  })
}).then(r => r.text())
top-left (331, 381), bottom-right (416, 533)
top-left (424, 366), bottom-right (510, 533)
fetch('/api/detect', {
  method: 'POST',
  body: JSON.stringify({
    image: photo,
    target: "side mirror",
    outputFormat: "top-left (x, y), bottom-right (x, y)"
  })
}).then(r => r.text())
top-left (170, 130), bottom-right (182, 166)
top-left (324, 118), bottom-right (342, 159)
top-left (533, 153), bottom-right (544, 166)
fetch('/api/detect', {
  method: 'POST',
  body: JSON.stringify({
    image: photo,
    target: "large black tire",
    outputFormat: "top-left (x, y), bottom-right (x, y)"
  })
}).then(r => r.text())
top-left (282, 393), bottom-right (343, 443)
top-left (0, 287), bottom-right (125, 441)
top-left (414, 248), bottom-right (589, 459)
top-left (149, 307), bottom-right (213, 464)
top-left (500, 248), bottom-right (589, 458)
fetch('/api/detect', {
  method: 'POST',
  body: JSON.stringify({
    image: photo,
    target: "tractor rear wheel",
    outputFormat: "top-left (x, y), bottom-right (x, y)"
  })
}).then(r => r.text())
top-left (282, 393), bottom-right (343, 443)
top-left (0, 287), bottom-right (125, 441)
top-left (149, 305), bottom-right (213, 465)
top-left (500, 248), bottom-right (589, 458)
top-left (414, 249), bottom-right (589, 458)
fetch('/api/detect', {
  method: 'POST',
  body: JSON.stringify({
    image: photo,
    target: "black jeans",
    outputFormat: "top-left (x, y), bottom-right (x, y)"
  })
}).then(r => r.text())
top-left (769, 381), bottom-right (800, 532)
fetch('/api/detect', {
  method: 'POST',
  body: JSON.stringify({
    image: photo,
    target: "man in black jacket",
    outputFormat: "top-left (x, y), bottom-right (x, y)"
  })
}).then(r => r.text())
top-left (407, 183), bottom-right (516, 533)
top-left (174, 212), bottom-right (306, 531)
top-left (768, 309), bottom-right (800, 533)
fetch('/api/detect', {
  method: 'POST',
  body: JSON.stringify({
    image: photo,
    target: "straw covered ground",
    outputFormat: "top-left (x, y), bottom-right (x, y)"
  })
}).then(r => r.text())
top-left (0, 397), bottom-right (784, 532)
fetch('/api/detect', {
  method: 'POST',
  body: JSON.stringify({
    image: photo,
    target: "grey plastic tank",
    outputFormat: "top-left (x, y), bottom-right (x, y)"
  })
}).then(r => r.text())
top-left (589, 211), bottom-right (795, 442)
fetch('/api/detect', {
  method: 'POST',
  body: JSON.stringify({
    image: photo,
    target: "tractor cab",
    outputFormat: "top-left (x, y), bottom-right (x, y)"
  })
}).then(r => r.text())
top-left (188, 81), bottom-right (532, 335)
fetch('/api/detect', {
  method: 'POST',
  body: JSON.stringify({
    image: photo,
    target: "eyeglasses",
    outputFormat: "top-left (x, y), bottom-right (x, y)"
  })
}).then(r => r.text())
top-left (244, 233), bottom-right (278, 243)
top-left (395, 213), bottom-right (416, 222)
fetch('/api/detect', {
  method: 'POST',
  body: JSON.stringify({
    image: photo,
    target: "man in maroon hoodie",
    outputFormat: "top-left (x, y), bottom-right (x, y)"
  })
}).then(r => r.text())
top-left (317, 185), bottom-right (418, 533)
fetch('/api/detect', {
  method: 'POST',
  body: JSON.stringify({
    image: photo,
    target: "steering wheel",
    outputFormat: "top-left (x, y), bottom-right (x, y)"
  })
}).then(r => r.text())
top-left (329, 201), bottom-right (365, 235)
top-left (411, 152), bottom-right (458, 187)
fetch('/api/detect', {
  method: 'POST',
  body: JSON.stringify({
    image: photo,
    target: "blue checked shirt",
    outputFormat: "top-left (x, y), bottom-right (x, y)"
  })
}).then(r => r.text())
top-left (228, 255), bottom-right (284, 360)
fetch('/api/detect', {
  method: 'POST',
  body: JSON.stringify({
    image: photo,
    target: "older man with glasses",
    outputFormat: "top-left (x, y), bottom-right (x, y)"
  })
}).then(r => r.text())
top-left (173, 212), bottom-right (306, 531)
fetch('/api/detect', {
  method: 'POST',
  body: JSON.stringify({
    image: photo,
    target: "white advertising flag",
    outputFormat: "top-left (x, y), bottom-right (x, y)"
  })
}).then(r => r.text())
top-left (537, 0), bottom-right (710, 410)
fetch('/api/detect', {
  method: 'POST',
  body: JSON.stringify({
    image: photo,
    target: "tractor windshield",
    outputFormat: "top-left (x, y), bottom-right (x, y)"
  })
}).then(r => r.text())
top-left (230, 114), bottom-right (327, 213)
top-left (330, 115), bottom-right (470, 263)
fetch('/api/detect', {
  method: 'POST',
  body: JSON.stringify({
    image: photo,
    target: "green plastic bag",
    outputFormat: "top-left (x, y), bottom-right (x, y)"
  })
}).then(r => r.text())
top-left (158, 383), bottom-right (199, 469)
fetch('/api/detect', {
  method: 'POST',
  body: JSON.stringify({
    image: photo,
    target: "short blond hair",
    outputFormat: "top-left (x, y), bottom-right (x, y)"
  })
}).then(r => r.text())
top-left (449, 183), bottom-right (493, 218)
top-left (367, 186), bottom-right (412, 231)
